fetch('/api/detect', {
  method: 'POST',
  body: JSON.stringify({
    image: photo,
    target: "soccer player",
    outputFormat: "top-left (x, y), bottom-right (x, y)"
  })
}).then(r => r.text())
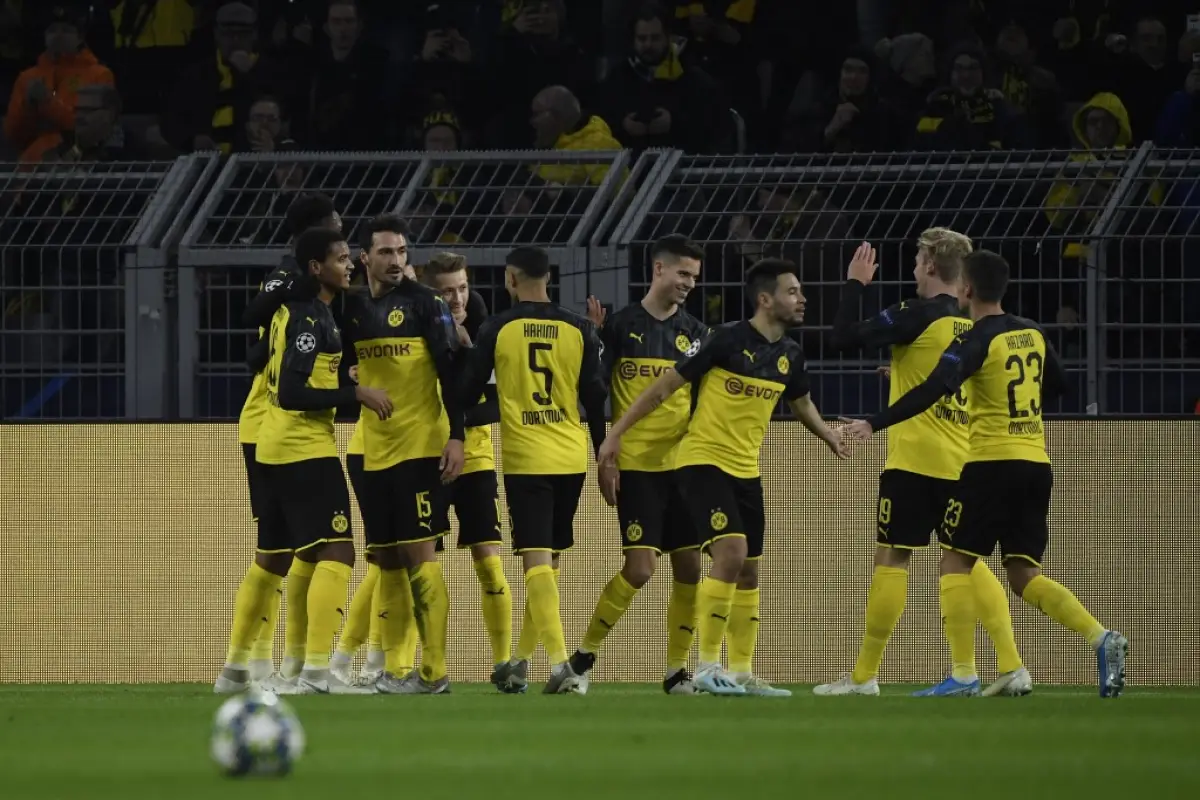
top-left (459, 246), bottom-right (609, 695)
top-left (842, 250), bottom-right (1128, 698)
top-left (421, 253), bottom-right (515, 687)
top-left (564, 234), bottom-right (709, 695)
top-left (217, 226), bottom-right (390, 695)
top-left (345, 214), bottom-right (466, 696)
top-left (814, 230), bottom-right (1030, 698)
top-left (598, 259), bottom-right (849, 696)
top-left (230, 192), bottom-right (340, 686)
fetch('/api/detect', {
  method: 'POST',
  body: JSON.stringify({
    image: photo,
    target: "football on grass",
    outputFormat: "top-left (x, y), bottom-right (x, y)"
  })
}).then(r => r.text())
top-left (210, 689), bottom-right (305, 777)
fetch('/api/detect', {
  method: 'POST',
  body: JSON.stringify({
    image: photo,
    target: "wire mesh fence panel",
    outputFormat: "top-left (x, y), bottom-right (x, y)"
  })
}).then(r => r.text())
top-left (617, 150), bottom-right (1153, 416)
top-left (1099, 148), bottom-right (1200, 414)
top-left (0, 161), bottom-right (184, 419)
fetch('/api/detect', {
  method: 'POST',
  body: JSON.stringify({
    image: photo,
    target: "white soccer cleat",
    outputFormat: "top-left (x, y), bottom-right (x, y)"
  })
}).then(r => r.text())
top-left (663, 669), bottom-right (700, 695)
top-left (359, 650), bottom-right (385, 685)
top-left (296, 668), bottom-right (377, 695)
top-left (736, 674), bottom-right (792, 697)
top-left (329, 652), bottom-right (355, 688)
top-left (213, 675), bottom-right (250, 695)
top-left (813, 673), bottom-right (881, 696)
top-left (260, 672), bottom-right (299, 694)
top-left (248, 658), bottom-right (274, 683)
top-left (982, 666), bottom-right (1033, 697)
top-left (693, 665), bottom-right (746, 696)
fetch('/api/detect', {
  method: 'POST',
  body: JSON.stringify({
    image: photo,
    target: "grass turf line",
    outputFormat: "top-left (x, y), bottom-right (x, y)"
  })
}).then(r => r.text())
top-left (0, 684), bottom-right (1196, 800)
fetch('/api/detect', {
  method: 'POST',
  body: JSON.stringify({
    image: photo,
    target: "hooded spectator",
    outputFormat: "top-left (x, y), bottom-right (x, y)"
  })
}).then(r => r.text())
top-left (4, 3), bottom-right (115, 154)
top-left (913, 42), bottom-right (1029, 150)
top-left (161, 2), bottom-right (290, 154)
top-left (597, 3), bottom-right (729, 153)
top-left (790, 46), bottom-right (899, 153)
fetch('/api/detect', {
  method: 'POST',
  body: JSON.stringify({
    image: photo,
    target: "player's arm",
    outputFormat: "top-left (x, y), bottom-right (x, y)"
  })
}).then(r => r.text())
top-left (464, 384), bottom-right (499, 427)
top-left (829, 289), bottom-right (929, 352)
top-left (242, 264), bottom-right (306, 330)
top-left (1041, 337), bottom-right (1069, 401)
top-left (458, 318), bottom-right (498, 421)
top-left (276, 312), bottom-right (359, 412)
top-left (860, 329), bottom-right (988, 434)
top-left (423, 295), bottom-right (466, 442)
top-left (783, 361), bottom-right (847, 458)
top-left (578, 321), bottom-right (610, 458)
top-left (596, 315), bottom-right (620, 389)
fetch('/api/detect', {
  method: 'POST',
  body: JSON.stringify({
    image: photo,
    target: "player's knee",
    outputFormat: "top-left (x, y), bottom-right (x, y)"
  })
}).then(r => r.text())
top-left (470, 543), bottom-right (500, 562)
top-left (621, 552), bottom-right (656, 588)
top-left (874, 546), bottom-right (911, 568)
top-left (402, 539), bottom-right (437, 566)
top-left (255, 551), bottom-right (292, 577)
top-left (708, 536), bottom-right (747, 580)
top-left (1004, 561), bottom-right (1038, 596)
top-left (939, 549), bottom-right (975, 575)
top-left (736, 560), bottom-right (759, 590)
top-left (669, 550), bottom-right (702, 584)
top-left (321, 540), bottom-right (356, 567)
top-left (373, 546), bottom-right (404, 569)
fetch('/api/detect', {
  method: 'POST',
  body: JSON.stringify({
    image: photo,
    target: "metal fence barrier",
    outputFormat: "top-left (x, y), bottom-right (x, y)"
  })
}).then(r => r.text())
top-left (1, 148), bottom-right (1196, 419)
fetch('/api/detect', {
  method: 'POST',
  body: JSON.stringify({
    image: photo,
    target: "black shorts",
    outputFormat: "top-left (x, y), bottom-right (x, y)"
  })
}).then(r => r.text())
top-left (617, 470), bottom-right (698, 554)
top-left (242, 443), bottom-right (288, 552)
top-left (345, 454), bottom-right (377, 562)
top-left (503, 473), bottom-right (585, 554)
top-left (940, 460), bottom-right (1054, 566)
top-left (676, 465), bottom-right (765, 560)
top-left (258, 456), bottom-right (354, 552)
top-left (447, 469), bottom-right (502, 549)
top-left (360, 457), bottom-right (448, 549)
top-left (876, 469), bottom-right (957, 550)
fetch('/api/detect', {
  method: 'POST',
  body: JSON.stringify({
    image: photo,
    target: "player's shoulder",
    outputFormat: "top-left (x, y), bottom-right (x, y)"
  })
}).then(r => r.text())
top-left (1004, 313), bottom-right (1047, 336)
top-left (503, 301), bottom-right (594, 333)
top-left (399, 277), bottom-right (443, 307)
top-left (604, 301), bottom-right (642, 332)
top-left (674, 307), bottom-right (710, 337)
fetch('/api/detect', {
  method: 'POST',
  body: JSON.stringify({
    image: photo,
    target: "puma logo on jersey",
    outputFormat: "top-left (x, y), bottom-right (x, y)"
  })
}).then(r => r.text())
top-left (629, 332), bottom-right (644, 343)
top-left (305, 316), bottom-right (317, 325)
top-left (742, 350), bottom-right (755, 363)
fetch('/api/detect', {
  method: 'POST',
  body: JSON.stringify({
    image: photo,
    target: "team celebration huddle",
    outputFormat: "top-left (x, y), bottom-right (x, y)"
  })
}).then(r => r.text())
top-left (214, 192), bottom-right (1128, 700)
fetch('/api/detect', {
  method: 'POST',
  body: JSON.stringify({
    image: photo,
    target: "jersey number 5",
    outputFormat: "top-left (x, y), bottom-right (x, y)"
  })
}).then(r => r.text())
top-left (528, 342), bottom-right (554, 406)
top-left (1005, 351), bottom-right (1044, 418)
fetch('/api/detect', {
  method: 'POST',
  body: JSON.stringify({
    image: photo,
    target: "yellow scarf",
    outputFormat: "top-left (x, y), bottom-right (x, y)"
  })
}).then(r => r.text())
top-left (213, 51), bottom-right (258, 154)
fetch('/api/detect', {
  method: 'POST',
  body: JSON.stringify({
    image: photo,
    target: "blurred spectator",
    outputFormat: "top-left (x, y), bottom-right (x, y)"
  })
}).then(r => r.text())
top-left (20, 83), bottom-right (172, 162)
top-left (1156, 58), bottom-right (1200, 145)
top-left (788, 46), bottom-right (898, 153)
top-left (398, 2), bottom-right (486, 143)
top-left (162, 2), bottom-right (290, 154)
top-left (4, 3), bottom-right (115, 156)
top-left (1099, 15), bottom-right (1184, 142)
top-left (913, 42), bottom-right (1029, 150)
top-left (530, 84), bottom-right (621, 180)
top-left (1037, 1), bottom-right (1120, 100)
top-left (490, 0), bottom-right (594, 147)
top-left (994, 21), bottom-right (1063, 146)
top-left (108, 0), bottom-right (196, 114)
top-left (876, 32), bottom-right (938, 129)
top-left (302, 0), bottom-right (390, 150)
top-left (597, 3), bottom-right (728, 153)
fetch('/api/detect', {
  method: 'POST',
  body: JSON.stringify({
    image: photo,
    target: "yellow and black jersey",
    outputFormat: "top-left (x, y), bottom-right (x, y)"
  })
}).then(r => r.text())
top-left (459, 301), bottom-right (608, 476)
top-left (443, 290), bottom-right (498, 475)
top-left (600, 302), bottom-right (709, 472)
top-left (674, 321), bottom-right (811, 479)
top-left (256, 299), bottom-right (355, 465)
top-left (868, 313), bottom-right (1068, 465)
top-left (344, 279), bottom-right (465, 472)
top-left (238, 256), bottom-right (304, 445)
top-left (831, 283), bottom-right (972, 480)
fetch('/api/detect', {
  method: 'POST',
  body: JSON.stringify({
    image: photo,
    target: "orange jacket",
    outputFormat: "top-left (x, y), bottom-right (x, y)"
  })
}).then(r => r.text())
top-left (4, 49), bottom-right (114, 152)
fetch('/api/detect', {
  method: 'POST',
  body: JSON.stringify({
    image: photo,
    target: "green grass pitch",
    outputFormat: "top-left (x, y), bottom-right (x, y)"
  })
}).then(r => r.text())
top-left (2, 684), bottom-right (1197, 799)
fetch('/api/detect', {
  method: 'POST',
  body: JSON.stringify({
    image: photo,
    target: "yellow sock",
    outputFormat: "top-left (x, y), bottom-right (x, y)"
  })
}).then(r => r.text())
top-left (398, 601), bottom-right (419, 672)
top-left (303, 561), bottom-right (352, 671)
top-left (1022, 574), bottom-right (1107, 647)
top-left (971, 560), bottom-right (1023, 673)
top-left (337, 562), bottom-right (379, 655)
top-left (250, 582), bottom-right (282, 661)
top-left (224, 564), bottom-right (283, 668)
top-left (283, 559), bottom-right (316, 663)
top-left (524, 564), bottom-right (567, 665)
top-left (473, 556), bottom-right (512, 665)
top-left (366, 575), bottom-right (382, 652)
top-left (377, 567), bottom-right (416, 675)
top-left (665, 580), bottom-right (698, 671)
top-left (939, 573), bottom-right (977, 681)
top-left (410, 561), bottom-right (450, 682)
top-left (581, 573), bottom-right (638, 653)
top-left (514, 566), bottom-right (557, 661)
top-left (726, 588), bottom-right (761, 675)
top-left (696, 577), bottom-right (736, 665)
top-left (851, 566), bottom-right (908, 683)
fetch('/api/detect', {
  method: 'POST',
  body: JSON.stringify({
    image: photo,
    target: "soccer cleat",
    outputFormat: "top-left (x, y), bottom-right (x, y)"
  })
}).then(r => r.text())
top-left (663, 669), bottom-right (699, 695)
top-left (693, 665), bottom-right (746, 696)
top-left (213, 674), bottom-right (250, 695)
top-left (296, 668), bottom-right (377, 695)
top-left (359, 650), bottom-right (385, 685)
top-left (736, 675), bottom-right (792, 697)
top-left (498, 659), bottom-right (529, 694)
top-left (912, 676), bottom-right (981, 697)
top-left (543, 662), bottom-right (582, 694)
top-left (376, 672), bottom-right (450, 695)
top-left (982, 667), bottom-right (1033, 697)
top-left (1096, 630), bottom-right (1129, 698)
top-left (259, 672), bottom-right (298, 694)
top-left (248, 658), bottom-right (274, 683)
top-left (329, 652), bottom-right (355, 688)
top-left (568, 651), bottom-right (596, 696)
top-left (813, 673), bottom-right (880, 696)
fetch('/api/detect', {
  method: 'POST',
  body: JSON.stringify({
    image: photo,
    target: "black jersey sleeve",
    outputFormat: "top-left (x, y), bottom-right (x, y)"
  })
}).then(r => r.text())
top-left (829, 281), bottom-right (935, 351)
top-left (421, 291), bottom-right (466, 441)
top-left (675, 323), bottom-right (737, 383)
top-left (578, 320), bottom-right (610, 458)
top-left (867, 325), bottom-right (990, 431)
top-left (277, 310), bottom-right (357, 411)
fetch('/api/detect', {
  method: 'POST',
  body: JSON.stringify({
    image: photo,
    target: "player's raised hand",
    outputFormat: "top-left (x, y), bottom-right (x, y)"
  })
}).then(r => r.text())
top-left (846, 242), bottom-right (878, 286)
top-left (440, 439), bottom-right (465, 483)
top-left (586, 295), bottom-right (607, 328)
top-left (838, 417), bottom-right (874, 443)
top-left (355, 385), bottom-right (392, 420)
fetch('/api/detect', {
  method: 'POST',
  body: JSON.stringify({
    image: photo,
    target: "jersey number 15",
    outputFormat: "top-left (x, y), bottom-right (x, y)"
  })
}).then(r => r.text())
top-left (528, 342), bottom-right (554, 406)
